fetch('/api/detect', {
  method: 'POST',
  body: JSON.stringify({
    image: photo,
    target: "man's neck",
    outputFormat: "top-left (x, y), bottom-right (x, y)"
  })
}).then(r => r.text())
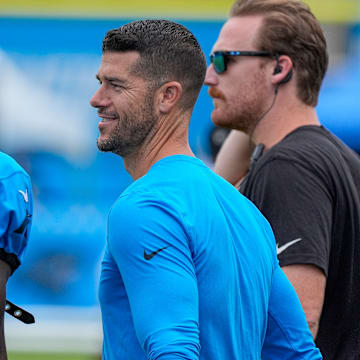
top-left (122, 113), bottom-right (194, 180)
top-left (252, 100), bottom-right (320, 150)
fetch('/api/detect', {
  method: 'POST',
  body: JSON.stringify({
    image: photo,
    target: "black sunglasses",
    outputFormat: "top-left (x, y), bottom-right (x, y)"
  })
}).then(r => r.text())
top-left (210, 50), bottom-right (274, 74)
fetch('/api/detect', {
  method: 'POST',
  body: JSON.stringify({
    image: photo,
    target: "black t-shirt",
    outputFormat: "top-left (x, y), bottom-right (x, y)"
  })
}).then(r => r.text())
top-left (240, 125), bottom-right (360, 360)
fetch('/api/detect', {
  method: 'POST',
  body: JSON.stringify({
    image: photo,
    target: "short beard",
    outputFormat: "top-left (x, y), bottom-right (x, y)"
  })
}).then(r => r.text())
top-left (211, 97), bottom-right (263, 135)
top-left (213, 67), bottom-right (270, 135)
top-left (97, 95), bottom-right (157, 157)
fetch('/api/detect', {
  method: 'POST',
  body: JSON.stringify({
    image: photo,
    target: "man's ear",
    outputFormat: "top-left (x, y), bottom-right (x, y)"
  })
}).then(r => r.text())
top-left (272, 55), bottom-right (293, 86)
top-left (155, 81), bottom-right (182, 114)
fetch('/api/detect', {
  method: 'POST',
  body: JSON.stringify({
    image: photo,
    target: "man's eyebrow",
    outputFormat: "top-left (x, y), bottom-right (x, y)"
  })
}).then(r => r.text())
top-left (96, 74), bottom-right (127, 84)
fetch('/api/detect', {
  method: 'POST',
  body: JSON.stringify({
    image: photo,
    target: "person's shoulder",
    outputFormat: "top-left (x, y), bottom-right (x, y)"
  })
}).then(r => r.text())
top-left (281, 125), bottom-right (359, 162)
top-left (129, 155), bottom-right (208, 195)
top-left (113, 173), bottom-right (175, 217)
top-left (0, 152), bottom-right (30, 181)
top-left (152, 155), bottom-right (207, 180)
top-left (245, 126), bottom-right (332, 181)
top-left (113, 156), bottom-right (212, 217)
top-left (109, 180), bottom-right (180, 235)
top-left (264, 126), bottom-right (338, 162)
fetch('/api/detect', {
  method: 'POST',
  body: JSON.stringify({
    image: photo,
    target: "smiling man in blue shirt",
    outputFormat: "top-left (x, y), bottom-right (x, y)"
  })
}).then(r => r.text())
top-left (90, 19), bottom-right (321, 359)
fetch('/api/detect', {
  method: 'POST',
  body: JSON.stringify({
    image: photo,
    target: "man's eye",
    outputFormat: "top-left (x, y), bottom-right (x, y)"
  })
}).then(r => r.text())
top-left (111, 83), bottom-right (123, 89)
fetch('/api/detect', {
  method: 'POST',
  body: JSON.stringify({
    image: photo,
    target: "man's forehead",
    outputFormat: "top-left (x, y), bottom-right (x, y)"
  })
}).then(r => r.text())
top-left (212, 15), bottom-right (264, 52)
top-left (97, 51), bottom-right (140, 76)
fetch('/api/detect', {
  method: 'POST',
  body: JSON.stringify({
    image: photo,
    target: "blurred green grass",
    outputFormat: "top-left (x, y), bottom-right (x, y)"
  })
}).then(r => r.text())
top-left (8, 353), bottom-right (99, 360)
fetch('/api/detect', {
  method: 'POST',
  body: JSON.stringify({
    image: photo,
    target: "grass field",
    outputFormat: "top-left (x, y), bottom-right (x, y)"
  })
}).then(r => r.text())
top-left (8, 353), bottom-right (99, 360)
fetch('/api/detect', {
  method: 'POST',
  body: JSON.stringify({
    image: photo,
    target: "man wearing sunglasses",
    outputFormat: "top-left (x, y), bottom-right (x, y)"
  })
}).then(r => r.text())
top-left (205, 0), bottom-right (360, 359)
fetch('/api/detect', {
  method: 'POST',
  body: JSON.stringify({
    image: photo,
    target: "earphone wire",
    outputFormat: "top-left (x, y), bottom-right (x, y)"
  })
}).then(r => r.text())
top-left (248, 87), bottom-right (278, 155)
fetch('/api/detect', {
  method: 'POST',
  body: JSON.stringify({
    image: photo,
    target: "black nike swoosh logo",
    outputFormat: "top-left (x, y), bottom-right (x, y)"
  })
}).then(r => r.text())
top-left (144, 246), bottom-right (169, 261)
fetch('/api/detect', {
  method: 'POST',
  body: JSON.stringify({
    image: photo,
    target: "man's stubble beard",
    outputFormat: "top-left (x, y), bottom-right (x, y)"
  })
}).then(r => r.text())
top-left (97, 96), bottom-right (157, 157)
top-left (211, 69), bottom-right (269, 135)
top-left (211, 93), bottom-right (267, 135)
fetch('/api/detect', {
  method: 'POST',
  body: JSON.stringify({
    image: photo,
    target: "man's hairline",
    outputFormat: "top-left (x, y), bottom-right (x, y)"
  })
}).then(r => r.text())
top-left (227, 14), bottom-right (266, 52)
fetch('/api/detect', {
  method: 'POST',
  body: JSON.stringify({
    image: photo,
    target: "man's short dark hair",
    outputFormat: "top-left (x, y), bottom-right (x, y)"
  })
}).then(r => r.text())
top-left (103, 19), bottom-right (207, 111)
top-left (230, 0), bottom-right (328, 107)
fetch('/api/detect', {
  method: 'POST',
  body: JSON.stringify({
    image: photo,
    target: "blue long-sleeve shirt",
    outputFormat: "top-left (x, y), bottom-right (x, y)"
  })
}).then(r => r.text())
top-left (99, 155), bottom-right (321, 359)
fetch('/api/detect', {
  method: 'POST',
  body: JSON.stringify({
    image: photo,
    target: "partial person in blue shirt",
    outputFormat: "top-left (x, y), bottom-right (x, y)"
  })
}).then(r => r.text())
top-left (0, 152), bottom-right (33, 359)
top-left (90, 19), bottom-right (322, 359)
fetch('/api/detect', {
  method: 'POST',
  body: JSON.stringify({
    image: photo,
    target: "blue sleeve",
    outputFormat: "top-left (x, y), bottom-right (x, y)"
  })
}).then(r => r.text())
top-left (262, 266), bottom-right (322, 360)
top-left (108, 195), bottom-right (200, 359)
top-left (0, 172), bottom-right (33, 273)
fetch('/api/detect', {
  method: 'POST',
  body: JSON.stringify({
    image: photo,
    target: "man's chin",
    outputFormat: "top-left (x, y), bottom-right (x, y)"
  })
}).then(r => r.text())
top-left (97, 138), bottom-right (114, 152)
top-left (211, 112), bottom-right (233, 130)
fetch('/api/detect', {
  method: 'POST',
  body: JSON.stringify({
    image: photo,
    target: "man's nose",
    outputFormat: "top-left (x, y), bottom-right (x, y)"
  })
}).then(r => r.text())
top-left (204, 64), bottom-right (218, 86)
top-left (90, 86), bottom-right (110, 108)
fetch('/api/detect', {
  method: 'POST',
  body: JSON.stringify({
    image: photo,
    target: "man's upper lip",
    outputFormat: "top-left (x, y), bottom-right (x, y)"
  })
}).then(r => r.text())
top-left (208, 88), bottom-right (218, 99)
top-left (98, 113), bottom-right (117, 119)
